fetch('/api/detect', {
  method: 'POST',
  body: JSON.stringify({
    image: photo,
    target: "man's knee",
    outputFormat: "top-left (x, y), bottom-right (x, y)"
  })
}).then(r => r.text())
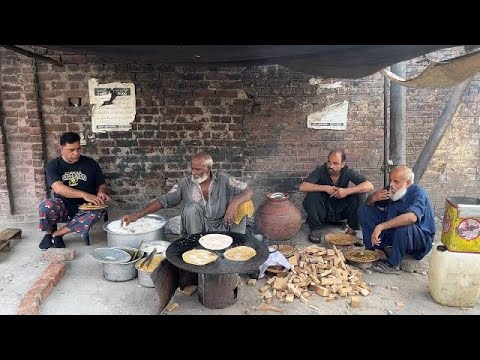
top-left (183, 201), bottom-right (201, 216)
top-left (357, 204), bottom-right (371, 222)
top-left (38, 199), bottom-right (49, 210)
top-left (303, 192), bottom-right (327, 209)
top-left (348, 193), bottom-right (364, 207)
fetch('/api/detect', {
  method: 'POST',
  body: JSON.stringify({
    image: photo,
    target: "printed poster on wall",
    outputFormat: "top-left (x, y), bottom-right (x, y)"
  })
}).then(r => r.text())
top-left (307, 101), bottom-right (349, 130)
top-left (88, 78), bottom-right (136, 133)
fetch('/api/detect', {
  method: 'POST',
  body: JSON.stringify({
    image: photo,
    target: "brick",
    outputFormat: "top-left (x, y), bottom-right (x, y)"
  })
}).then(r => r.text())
top-left (61, 54), bottom-right (88, 64)
top-left (44, 248), bottom-right (76, 262)
top-left (41, 262), bottom-right (66, 285)
top-left (17, 301), bottom-right (39, 315)
top-left (20, 291), bottom-right (42, 306)
top-left (30, 278), bottom-right (55, 301)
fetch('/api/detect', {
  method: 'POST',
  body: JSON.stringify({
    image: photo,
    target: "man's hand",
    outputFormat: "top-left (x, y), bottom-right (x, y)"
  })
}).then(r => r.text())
top-left (224, 202), bottom-right (237, 226)
top-left (83, 193), bottom-right (105, 206)
top-left (121, 213), bottom-right (140, 226)
top-left (331, 187), bottom-right (349, 199)
top-left (371, 226), bottom-right (382, 246)
top-left (97, 192), bottom-right (111, 202)
top-left (325, 185), bottom-right (337, 197)
top-left (372, 188), bottom-right (390, 202)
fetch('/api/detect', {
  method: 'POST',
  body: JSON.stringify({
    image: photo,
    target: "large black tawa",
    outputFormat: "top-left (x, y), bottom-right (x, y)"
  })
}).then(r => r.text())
top-left (166, 231), bottom-right (269, 275)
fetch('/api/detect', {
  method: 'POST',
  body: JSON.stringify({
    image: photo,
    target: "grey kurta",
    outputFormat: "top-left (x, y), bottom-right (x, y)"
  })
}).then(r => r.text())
top-left (157, 171), bottom-right (248, 235)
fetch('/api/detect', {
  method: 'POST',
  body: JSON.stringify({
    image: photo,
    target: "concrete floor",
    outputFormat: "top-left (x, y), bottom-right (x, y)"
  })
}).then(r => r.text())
top-left (1, 211), bottom-right (479, 315)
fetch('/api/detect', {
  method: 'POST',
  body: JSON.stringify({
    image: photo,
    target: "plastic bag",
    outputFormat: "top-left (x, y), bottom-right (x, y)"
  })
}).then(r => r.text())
top-left (257, 248), bottom-right (292, 279)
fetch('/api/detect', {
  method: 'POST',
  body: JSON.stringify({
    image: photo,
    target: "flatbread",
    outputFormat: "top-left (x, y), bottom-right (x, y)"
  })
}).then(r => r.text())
top-left (223, 246), bottom-right (256, 261)
top-left (79, 203), bottom-right (108, 211)
top-left (199, 234), bottom-right (233, 250)
top-left (182, 249), bottom-right (218, 266)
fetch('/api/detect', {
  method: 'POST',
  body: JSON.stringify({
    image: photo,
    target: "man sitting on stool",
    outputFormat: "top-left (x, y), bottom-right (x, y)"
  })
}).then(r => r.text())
top-left (38, 132), bottom-right (110, 249)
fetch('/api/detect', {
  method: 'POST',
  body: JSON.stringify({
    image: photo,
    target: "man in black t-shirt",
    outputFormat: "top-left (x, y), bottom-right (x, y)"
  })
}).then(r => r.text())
top-left (38, 132), bottom-right (110, 250)
top-left (299, 149), bottom-right (373, 243)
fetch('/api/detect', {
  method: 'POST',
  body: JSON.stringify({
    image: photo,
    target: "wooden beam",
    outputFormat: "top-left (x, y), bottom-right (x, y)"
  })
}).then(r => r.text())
top-left (0, 45), bottom-right (63, 67)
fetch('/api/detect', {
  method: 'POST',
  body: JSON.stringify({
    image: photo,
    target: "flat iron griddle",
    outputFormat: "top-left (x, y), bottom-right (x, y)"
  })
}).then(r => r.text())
top-left (166, 231), bottom-right (269, 274)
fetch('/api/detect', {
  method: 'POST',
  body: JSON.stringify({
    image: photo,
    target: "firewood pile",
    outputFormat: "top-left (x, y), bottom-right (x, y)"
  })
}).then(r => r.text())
top-left (255, 244), bottom-right (371, 309)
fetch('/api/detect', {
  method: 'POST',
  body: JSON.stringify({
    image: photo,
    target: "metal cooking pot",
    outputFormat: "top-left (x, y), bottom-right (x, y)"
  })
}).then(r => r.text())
top-left (102, 247), bottom-right (145, 282)
top-left (103, 214), bottom-right (167, 248)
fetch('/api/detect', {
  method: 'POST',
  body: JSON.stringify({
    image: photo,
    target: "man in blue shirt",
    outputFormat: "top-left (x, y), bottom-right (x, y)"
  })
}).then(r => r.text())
top-left (358, 165), bottom-right (435, 274)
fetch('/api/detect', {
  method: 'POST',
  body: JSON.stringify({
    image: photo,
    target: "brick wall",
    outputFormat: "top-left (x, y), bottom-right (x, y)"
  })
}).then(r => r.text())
top-left (0, 46), bottom-right (479, 224)
top-left (0, 48), bottom-right (46, 223)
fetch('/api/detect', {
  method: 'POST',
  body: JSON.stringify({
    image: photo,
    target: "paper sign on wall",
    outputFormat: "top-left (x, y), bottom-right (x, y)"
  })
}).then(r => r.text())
top-left (307, 101), bottom-right (349, 130)
top-left (88, 78), bottom-right (136, 133)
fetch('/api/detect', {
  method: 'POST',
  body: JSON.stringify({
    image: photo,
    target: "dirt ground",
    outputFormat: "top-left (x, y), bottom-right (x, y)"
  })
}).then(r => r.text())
top-left (1, 210), bottom-right (479, 315)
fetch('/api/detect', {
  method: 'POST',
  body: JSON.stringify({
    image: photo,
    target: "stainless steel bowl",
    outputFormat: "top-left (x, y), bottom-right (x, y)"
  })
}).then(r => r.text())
top-left (103, 214), bottom-right (167, 248)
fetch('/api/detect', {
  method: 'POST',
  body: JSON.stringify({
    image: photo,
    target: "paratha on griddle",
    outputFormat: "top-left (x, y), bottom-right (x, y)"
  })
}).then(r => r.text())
top-left (199, 234), bottom-right (233, 250)
top-left (182, 249), bottom-right (218, 266)
top-left (223, 246), bottom-right (256, 261)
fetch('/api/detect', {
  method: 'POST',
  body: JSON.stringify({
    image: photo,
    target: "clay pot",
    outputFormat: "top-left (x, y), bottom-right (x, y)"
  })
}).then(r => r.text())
top-left (255, 192), bottom-right (302, 241)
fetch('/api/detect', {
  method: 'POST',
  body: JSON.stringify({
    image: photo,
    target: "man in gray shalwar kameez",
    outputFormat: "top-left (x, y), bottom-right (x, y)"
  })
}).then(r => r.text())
top-left (122, 151), bottom-right (253, 236)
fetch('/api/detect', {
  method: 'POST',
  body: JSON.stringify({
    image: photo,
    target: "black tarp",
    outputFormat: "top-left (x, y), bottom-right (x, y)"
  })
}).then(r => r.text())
top-left (38, 45), bottom-right (455, 79)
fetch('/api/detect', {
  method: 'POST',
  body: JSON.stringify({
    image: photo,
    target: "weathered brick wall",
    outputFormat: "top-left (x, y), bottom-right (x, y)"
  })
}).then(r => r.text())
top-left (405, 49), bottom-right (480, 213)
top-left (0, 48), bottom-right (46, 223)
top-left (0, 46), bottom-right (479, 224)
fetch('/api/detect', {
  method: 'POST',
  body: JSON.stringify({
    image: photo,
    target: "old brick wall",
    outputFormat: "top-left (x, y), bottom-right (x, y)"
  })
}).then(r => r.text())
top-left (0, 48), bottom-right (46, 223)
top-left (0, 46), bottom-right (479, 224)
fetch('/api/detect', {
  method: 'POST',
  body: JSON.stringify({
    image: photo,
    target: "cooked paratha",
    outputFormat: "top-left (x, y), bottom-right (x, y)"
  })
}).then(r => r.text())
top-left (182, 249), bottom-right (218, 266)
top-left (79, 203), bottom-right (108, 211)
top-left (199, 234), bottom-right (233, 250)
top-left (223, 246), bottom-right (256, 261)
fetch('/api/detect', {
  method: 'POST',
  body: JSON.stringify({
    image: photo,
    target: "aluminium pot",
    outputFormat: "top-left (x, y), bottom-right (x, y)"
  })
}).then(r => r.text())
top-left (103, 214), bottom-right (167, 248)
top-left (102, 247), bottom-right (145, 282)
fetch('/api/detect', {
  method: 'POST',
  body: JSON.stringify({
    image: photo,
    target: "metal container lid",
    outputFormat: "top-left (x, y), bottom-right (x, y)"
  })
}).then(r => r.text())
top-left (91, 248), bottom-right (131, 263)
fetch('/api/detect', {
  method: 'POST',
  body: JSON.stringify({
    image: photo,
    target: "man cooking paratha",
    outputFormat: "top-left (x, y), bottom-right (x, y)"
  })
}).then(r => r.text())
top-left (122, 151), bottom-right (253, 236)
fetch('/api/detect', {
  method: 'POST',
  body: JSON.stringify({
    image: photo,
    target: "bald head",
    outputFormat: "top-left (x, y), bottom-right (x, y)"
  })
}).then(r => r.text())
top-left (192, 151), bottom-right (213, 168)
top-left (328, 149), bottom-right (346, 162)
top-left (391, 165), bottom-right (414, 183)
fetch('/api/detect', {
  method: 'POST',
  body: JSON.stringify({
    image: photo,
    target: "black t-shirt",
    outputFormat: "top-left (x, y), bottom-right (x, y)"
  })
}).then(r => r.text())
top-left (304, 163), bottom-right (366, 188)
top-left (45, 155), bottom-right (106, 217)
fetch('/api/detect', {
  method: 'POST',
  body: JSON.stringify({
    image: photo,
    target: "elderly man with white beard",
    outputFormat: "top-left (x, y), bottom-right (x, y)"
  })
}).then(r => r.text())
top-left (357, 165), bottom-right (435, 274)
top-left (122, 151), bottom-right (253, 236)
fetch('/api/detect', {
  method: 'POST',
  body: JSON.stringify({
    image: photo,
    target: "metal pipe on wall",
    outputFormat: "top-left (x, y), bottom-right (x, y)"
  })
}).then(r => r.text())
top-left (389, 62), bottom-right (407, 166)
top-left (383, 70), bottom-right (390, 186)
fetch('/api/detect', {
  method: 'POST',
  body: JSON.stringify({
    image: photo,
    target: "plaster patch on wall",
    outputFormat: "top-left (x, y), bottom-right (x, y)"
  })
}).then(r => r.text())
top-left (307, 101), bottom-right (349, 130)
top-left (309, 78), bottom-right (343, 93)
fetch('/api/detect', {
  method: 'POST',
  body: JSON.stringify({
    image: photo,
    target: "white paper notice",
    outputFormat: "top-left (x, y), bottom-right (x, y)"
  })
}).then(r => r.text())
top-left (307, 101), bottom-right (349, 130)
top-left (88, 78), bottom-right (136, 133)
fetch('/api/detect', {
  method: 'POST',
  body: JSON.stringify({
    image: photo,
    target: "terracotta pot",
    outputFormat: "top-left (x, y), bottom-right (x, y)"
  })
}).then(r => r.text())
top-left (255, 192), bottom-right (302, 241)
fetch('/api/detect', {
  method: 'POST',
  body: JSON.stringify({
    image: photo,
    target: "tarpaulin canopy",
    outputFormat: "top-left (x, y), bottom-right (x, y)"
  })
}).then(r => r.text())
top-left (38, 45), bottom-right (455, 79)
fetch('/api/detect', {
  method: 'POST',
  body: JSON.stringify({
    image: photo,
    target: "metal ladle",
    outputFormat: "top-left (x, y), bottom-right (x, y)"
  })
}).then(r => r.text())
top-left (132, 240), bottom-right (144, 261)
top-left (140, 247), bottom-right (157, 269)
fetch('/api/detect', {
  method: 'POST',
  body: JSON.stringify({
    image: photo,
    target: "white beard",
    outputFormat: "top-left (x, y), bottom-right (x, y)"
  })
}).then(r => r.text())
top-left (390, 186), bottom-right (407, 201)
top-left (192, 173), bottom-right (208, 184)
